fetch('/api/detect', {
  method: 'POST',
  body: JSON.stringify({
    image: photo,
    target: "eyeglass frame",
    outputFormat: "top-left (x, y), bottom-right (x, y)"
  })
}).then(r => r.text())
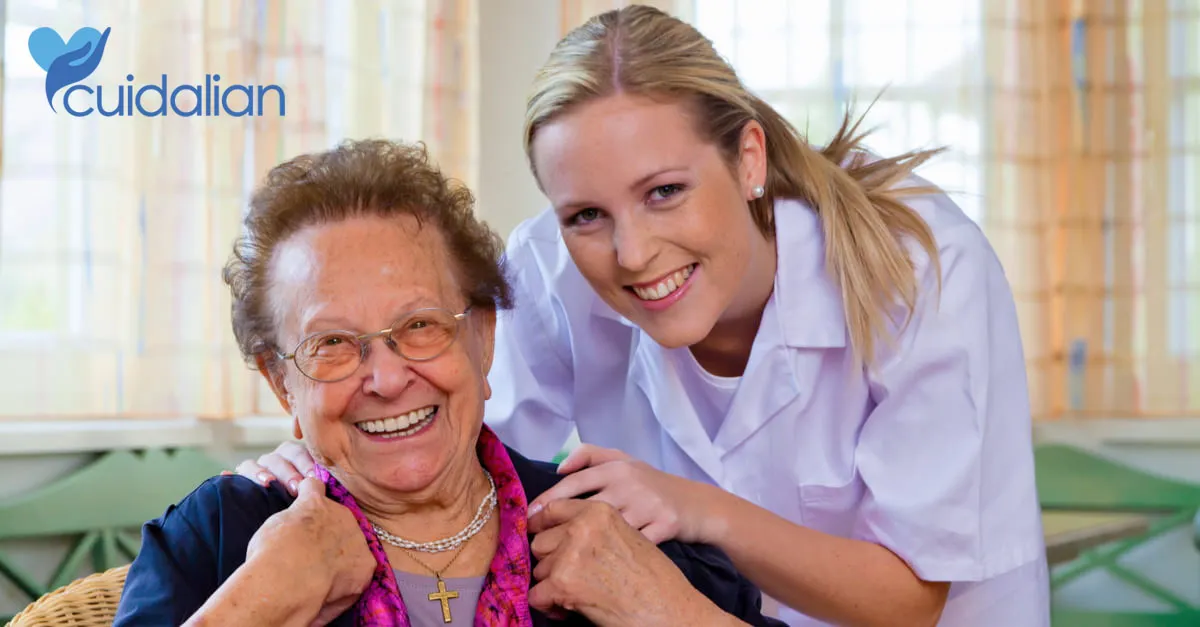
top-left (274, 306), bottom-right (473, 383)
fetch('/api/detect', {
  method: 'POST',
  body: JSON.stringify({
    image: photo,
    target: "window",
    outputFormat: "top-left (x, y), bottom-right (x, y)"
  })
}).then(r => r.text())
top-left (693, 0), bottom-right (986, 222)
top-left (0, 0), bottom-right (463, 419)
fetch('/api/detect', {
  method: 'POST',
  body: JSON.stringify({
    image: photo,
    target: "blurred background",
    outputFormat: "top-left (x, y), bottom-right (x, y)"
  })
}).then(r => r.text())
top-left (0, 0), bottom-right (1197, 624)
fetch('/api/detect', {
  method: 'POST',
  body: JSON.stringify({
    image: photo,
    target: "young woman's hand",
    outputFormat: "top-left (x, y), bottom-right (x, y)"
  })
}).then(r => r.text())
top-left (529, 444), bottom-right (728, 545)
top-left (229, 441), bottom-right (318, 496)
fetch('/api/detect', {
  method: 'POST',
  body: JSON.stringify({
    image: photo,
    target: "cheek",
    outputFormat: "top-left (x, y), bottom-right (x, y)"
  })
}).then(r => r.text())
top-left (290, 374), bottom-right (353, 420)
top-left (562, 235), bottom-right (617, 286)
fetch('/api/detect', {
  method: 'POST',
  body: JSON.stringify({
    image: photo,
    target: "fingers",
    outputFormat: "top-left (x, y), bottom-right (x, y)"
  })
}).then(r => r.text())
top-left (555, 444), bottom-right (631, 474)
top-left (234, 459), bottom-right (276, 488)
top-left (529, 466), bottom-right (619, 513)
top-left (639, 520), bottom-right (674, 545)
top-left (529, 524), bottom-right (566, 562)
top-left (294, 476), bottom-right (326, 502)
top-left (278, 440), bottom-right (318, 479)
top-left (255, 444), bottom-right (312, 492)
top-left (527, 580), bottom-right (569, 620)
top-left (527, 498), bottom-right (594, 534)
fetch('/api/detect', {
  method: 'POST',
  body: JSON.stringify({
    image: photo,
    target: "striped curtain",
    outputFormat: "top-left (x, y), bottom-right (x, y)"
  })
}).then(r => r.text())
top-left (987, 0), bottom-right (1199, 418)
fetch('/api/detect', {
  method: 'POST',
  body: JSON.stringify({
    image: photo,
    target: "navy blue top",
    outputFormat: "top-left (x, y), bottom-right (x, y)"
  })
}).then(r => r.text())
top-left (113, 446), bottom-right (784, 626)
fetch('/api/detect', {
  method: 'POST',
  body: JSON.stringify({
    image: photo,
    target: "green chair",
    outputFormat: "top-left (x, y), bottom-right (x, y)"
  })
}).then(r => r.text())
top-left (0, 448), bottom-right (225, 623)
top-left (1036, 444), bottom-right (1200, 625)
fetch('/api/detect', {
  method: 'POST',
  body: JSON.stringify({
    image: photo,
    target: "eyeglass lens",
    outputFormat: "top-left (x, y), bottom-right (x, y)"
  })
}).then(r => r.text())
top-left (294, 309), bottom-right (460, 381)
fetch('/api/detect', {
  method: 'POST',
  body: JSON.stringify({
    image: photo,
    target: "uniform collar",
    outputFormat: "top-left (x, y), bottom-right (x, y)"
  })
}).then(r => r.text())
top-left (587, 197), bottom-right (847, 348)
top-left (772, 197), bottom-right (847, 348)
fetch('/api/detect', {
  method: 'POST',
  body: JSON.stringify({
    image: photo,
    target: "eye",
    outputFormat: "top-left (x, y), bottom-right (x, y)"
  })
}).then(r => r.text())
top-left (566, 207), bottom-right (603, 226)
top-left (648, 184), bottom-right (685, 202)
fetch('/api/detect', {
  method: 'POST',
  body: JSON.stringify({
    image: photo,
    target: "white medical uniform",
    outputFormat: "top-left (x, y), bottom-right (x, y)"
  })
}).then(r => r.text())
top-left (484, 184), bottom-right (1051, 626)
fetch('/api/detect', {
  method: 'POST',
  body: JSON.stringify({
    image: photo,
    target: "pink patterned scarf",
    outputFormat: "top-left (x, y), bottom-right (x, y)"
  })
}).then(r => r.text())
top-left (312, 425), bottom-right (534, 626)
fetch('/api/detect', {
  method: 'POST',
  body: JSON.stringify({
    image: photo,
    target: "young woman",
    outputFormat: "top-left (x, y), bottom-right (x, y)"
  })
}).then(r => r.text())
top-left (237, 6), bottom-right (1048, 626)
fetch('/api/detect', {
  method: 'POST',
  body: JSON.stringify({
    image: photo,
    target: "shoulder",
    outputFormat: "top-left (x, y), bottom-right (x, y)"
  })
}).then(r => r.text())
top-left (503, 208), bottom-right (571, 282)
top-left (141, 474), bottom-right (295, 572)
top-left (169, 474), bottom-right (295, 529)
top-left (114, 476), bottom-right (296, 626)
top-left (502, 208), bottom-right (604, 317)
top-left (503, 445), bottom-right (565, 501)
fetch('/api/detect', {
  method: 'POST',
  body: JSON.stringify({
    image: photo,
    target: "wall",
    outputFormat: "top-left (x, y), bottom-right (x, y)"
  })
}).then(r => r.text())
top-left (475, 0), bottom-right (560, 239)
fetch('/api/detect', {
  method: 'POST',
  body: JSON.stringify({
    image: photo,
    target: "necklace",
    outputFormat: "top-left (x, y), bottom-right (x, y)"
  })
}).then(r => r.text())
top-left (399, 544), bottom-right (471, 624)
top-left (370, 470), bottom-right (497, 553)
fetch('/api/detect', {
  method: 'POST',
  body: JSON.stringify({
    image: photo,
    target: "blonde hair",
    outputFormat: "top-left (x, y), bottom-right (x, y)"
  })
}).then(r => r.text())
top-left (523, 5), bottom-right (944, 367)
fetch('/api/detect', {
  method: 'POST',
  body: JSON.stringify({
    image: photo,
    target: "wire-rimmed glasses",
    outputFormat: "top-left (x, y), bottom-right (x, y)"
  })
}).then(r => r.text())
top-left (277, 307), bottom-right (471, 382)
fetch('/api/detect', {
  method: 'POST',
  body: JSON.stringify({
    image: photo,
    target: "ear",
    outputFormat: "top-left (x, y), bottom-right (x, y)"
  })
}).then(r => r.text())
top-left (738, 120), bottom-right (768, 199)
top-left (255, 353), bottom-right (293, 415)
top-left (473, 308), bottom-right (498, 400)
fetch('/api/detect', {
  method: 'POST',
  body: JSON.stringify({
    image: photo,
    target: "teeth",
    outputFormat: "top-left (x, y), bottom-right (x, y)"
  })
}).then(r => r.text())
top-left (357, 407), bottom-right (436, 435)
top-left (633, 265), bottom-right (693, 301)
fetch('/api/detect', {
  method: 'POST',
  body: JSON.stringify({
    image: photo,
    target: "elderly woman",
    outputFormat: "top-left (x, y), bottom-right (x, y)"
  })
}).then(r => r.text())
top-left (113, 139), bottom-right (781, 627)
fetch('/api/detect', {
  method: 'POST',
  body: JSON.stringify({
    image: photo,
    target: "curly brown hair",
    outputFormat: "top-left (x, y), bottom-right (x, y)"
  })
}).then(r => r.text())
top-left (223, 138), bottom-right (512, 367)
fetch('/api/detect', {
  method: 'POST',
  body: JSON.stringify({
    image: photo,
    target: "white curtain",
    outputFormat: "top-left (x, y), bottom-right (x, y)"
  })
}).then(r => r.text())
top-left (0, 0), bottom-right (477, 419)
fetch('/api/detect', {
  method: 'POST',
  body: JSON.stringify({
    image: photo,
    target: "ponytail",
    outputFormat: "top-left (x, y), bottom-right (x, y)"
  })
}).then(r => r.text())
top-left (750, 100), bottom-right (944, 368)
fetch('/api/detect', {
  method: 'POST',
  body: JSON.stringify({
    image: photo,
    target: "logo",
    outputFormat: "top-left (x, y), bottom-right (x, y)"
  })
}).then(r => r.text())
top-left (28, 26), bottom-right (111, 112)
top-left (27, 26), bottom-right (286, 118)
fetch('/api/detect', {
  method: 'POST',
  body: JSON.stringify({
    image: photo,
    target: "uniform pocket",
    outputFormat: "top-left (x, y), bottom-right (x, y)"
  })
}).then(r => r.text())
top-left (798, 479), bottom-right (865, 538)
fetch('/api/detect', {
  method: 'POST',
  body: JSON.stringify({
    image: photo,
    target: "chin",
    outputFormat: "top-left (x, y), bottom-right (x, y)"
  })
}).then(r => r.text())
top-left (355, 452), bottom-right (447, 493)
top-left (637, 318), bottom-right (713, 350)
top-left (373, 464), bottom-right (443, 494)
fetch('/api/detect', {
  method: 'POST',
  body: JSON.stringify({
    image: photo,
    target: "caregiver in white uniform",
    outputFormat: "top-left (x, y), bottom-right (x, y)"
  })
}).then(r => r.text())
top-left (237, 6), bottom-right (1049, 626)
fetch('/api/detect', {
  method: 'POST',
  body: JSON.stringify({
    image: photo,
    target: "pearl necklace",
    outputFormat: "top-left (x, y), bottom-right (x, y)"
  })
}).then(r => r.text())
top-left (370, 470), bottom-right (497, 553)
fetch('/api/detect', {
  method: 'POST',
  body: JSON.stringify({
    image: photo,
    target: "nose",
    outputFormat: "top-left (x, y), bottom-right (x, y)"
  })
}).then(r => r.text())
top-left (612, 217), bottom-right (657, 273)
top-left (360, 337), bottom-right (415, 398)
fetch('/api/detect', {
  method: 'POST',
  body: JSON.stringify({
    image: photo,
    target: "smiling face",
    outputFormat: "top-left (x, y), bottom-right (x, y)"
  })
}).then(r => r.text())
top-left (530, 93), bottom-right (773, 350)
top-left (264, 213), bottom-right (495, 498)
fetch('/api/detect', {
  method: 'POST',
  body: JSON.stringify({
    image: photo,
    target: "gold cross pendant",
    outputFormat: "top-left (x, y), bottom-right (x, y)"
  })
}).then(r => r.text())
top-left (428, 576), bottom-right (460, 623)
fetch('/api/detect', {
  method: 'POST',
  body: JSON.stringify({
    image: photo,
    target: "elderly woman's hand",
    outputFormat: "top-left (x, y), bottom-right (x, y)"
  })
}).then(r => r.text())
top-left (527, 499), bottom-right (742, 627)
top-left (245, 477), bottom-right (376, 625)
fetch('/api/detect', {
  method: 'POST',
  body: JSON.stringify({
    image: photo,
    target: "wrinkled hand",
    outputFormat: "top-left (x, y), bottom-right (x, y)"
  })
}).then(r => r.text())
top-left (246, 477), bottom-right (375, 626)
top-left (527, 499), bottom-right (720, 626)
top-left (530, 445), bottom-right (724, 545)
top-left (229, 440), bottom-right (317, 496)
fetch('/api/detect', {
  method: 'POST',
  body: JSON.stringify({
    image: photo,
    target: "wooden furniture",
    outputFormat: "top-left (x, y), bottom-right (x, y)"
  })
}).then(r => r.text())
top-left (5, 565), bottom-right (128, 627)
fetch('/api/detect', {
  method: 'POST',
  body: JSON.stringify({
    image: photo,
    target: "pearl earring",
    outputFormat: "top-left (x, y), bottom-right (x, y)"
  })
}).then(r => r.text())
top-left (752, 185), bottom-right (765, 199)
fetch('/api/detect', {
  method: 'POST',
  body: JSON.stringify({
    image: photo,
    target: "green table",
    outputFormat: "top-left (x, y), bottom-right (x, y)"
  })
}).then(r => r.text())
top-left (1043, 511), bottom-right (1152, 565)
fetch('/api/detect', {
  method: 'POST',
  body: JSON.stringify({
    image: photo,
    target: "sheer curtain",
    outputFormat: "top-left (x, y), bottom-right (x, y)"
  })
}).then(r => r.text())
top-left (563, 0), bottom-right (1199, 420)
top-left (988, 0), bottom-right (1199, 419)
top-left (0, 0), bottom-right (477, 419)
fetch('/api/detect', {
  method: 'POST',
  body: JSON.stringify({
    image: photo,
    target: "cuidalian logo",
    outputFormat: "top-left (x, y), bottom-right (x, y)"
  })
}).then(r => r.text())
top-left (27, 26), bottom-right (112, 113)
top-left (26, 26), bottom-right (285, 118)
